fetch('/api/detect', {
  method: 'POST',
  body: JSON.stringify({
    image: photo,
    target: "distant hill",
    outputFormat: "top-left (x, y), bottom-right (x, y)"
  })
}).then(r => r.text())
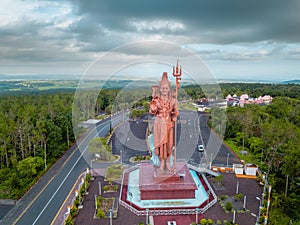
top-left (281, 79), bottom-right (300, 84)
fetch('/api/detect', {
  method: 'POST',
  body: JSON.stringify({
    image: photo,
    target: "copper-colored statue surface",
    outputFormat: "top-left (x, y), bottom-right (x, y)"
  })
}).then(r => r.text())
top-left (150, 72), bottom-right (178, 173)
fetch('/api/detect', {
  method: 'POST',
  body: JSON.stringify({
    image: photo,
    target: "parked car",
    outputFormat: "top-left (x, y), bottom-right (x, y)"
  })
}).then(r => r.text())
top-left (167, 221), bottom-right (177, 225)
top-left (198, 144), bottom-right (205, 152)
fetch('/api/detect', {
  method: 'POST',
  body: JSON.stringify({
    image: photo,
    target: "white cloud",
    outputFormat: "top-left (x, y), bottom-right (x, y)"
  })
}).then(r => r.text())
top-left (130, 19), bottom-right (185, 33)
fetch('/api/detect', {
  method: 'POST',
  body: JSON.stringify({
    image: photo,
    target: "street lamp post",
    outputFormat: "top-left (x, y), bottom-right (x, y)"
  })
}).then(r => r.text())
top-left (226, 153), bottom-right (230, 168)
top-left (256, 196), bottom-right (262, 225)
top-left (120, 147), bottom-right (123, 164)
top-left (90, 159), bottom-right (94, 178)
top-left (109, 208), bottom-right (112, 225)
top-left (233, 210), bottom-right (236, 223)
top-left (146, 208), bottom-right (149, 225)
top-left (243, 195), bottom-right (247, 210)
top-left (94, 195), bottom-right (97, 210)
top-left (236, 181), bottom-right (239, 194)
top-left (195, 208), bottom-right (199, 224)
top-left (98, 182), bottom-right (101, 195)
top-left (109, 114), bottom-right (112, 134)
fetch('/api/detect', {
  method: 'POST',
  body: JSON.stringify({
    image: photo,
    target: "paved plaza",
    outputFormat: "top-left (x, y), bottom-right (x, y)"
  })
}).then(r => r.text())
top-left (74, 167), bottom-right (262, 225)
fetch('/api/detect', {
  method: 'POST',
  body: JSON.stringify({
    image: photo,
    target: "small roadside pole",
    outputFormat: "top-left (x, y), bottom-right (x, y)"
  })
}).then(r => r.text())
top-left (236, 181), bottom-right (239, 194)
top-left (120, 147), bottom-right (123, 164)
top-left (146, 208), bottom-right (149, 225)
top-left (195, 208), bottom-right (199, 224)
top-left (226, 153), bottom-right (230, 168)
top-left (94, 195), bottom-right (97, 210)
top-left (109, 208), bottom-right (112, 225)
top-left (233, 210), bottom-right (236, 223)
top-left (98, 182), bottom-right (101, 195)
top-left (243, 195), bottom-right (247, 210)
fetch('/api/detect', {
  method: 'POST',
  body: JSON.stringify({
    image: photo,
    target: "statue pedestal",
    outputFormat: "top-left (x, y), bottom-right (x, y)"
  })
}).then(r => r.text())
top-left (139, 162), bottom-right (197, 200)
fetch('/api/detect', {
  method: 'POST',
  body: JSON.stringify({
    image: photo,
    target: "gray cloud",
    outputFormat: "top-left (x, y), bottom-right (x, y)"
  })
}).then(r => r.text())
top-left (1, 0), bottom-right (300, 76)
top-left (70, 0), bottom-right (300, 44)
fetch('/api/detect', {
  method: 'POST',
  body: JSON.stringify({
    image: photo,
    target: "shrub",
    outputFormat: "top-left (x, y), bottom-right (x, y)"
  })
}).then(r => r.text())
top-left (113, 185), bottom-right (118, 191)
top-left (223, 221), bottom-right (233, 225)
top-left (220, 195), bottom-right (227, 200)
top-left (86, 173), bottom-right (91, 183)
top-left (225, 201), bottom-right (233, 211)
top-left (216, 220), bottom-right (222, 224)
top-left (200, 218), bottom-right (207, 225)
top-left (97, 209), bottom-right (105, 218)
top-left (70, 205), bottom-right (77, 217)
top-left (80, 185), bottom-right (86, 196)
top-left (207, 218), bottom-right (214, 224)
top-left (65, 216), bottom-right (74, 225)
top-left (234, 193), bottom-right (244, 201)
top-left (103, 186), bottom-right (109, 191)
top-left (74, 197), bottom-right (79, 207)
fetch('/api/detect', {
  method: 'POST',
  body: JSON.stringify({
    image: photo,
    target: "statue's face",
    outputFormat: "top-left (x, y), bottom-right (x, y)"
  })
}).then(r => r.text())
top-left (160, 83), bottom-right (170, 96)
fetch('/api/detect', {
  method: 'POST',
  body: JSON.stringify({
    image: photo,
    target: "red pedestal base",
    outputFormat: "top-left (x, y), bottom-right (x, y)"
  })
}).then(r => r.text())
top-left (139, 162), bottom-right (197, 200)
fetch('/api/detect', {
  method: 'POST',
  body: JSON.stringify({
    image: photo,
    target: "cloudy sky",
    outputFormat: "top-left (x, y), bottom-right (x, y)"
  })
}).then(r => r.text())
top-left (1, 0), bottom-right (300, 81)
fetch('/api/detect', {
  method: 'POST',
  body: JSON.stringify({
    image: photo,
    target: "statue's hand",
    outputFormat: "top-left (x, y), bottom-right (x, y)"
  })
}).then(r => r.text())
top-left (150, 99), bottom-right (158, 113)
top-left (172, 117), bottom-right (177, 122)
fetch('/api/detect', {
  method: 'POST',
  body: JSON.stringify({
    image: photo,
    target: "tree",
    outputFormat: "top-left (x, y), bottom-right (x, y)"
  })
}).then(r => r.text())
top-left (17, 157), bottom-right (44, 179)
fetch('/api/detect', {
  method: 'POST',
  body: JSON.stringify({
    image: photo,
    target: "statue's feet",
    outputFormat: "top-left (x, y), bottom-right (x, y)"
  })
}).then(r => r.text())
top-left (166, 164), bottom-right (174, 174)
top-left (166, 169), bottom-right (174, 175)
top-left (157, 167), bottom-right (165, 174)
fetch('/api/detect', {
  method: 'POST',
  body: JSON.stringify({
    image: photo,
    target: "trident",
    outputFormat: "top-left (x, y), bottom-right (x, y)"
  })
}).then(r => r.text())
top-left (172, 60), bottom-right (182, 173)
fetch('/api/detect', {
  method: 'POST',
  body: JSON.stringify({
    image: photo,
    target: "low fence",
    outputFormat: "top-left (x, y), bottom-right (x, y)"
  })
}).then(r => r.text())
top-left (59, 169), bottom-right (90, 225)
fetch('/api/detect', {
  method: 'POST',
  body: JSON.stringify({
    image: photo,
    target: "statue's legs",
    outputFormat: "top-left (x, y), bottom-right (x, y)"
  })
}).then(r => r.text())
top-left (166, 156), bottom-right (172, 172)
top-left (159, 158), bottom-right (165, 171)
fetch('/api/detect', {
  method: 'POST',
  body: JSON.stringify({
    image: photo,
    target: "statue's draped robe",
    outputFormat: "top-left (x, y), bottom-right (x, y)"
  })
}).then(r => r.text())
top-left (150, 96), bottom-right (178, 160)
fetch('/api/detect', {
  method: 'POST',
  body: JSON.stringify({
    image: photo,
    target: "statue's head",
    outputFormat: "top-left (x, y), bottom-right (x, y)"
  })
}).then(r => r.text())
top-left (159, 72), bottom-right (171, 97)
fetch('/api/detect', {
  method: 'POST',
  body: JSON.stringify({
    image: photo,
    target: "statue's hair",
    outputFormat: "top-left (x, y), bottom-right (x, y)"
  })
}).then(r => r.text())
top-left (159, 72), bottom-right (170, 88)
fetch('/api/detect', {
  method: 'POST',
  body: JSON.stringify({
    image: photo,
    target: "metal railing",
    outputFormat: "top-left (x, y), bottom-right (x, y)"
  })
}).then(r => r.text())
top-left (61, 172), bottom-right (89, 225)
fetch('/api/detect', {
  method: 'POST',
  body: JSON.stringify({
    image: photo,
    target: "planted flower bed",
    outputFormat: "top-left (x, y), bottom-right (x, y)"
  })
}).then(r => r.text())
top-left (96, 196), bottom-right (115, 218)
top-left (103, 184), bottom-right (118, 193)
top-left (218, 194), bottom-right (250, 214)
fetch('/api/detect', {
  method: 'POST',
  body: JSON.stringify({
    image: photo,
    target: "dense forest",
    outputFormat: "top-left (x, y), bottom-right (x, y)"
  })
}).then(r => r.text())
top-left (0, 82), bottom-right (299, 224)
top-left (210, 97), bottom-right (300, 224)
top-left (0, 93), bottom-right (76, 198)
